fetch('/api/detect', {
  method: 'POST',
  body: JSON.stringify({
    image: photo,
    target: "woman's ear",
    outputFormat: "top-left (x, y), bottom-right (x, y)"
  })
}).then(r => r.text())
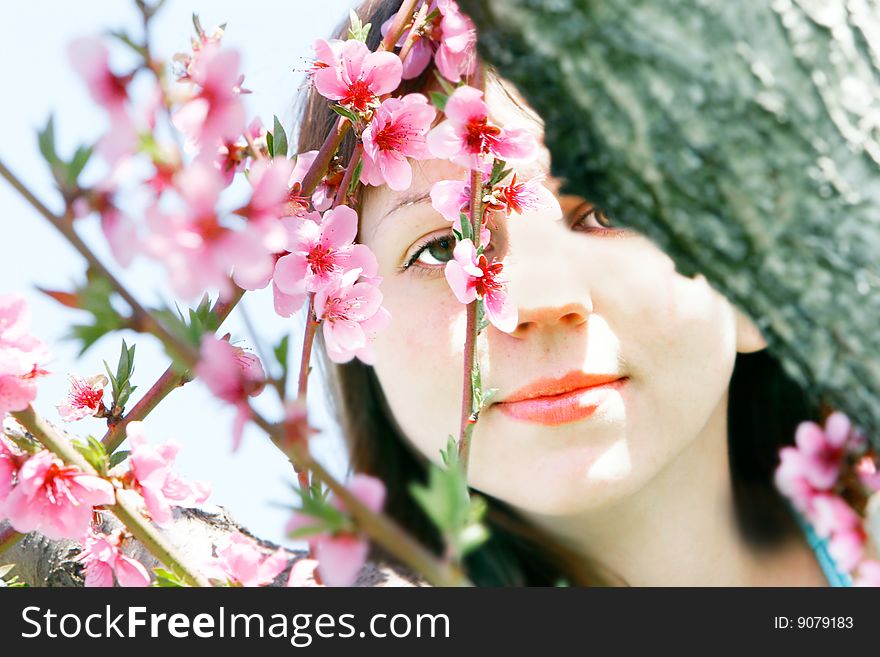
top-left (734, 306), bottom-right (768, 354)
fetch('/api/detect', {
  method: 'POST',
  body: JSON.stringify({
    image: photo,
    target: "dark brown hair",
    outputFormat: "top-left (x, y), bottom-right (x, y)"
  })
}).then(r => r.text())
top-left (294, 0), bottom-right (817, 585)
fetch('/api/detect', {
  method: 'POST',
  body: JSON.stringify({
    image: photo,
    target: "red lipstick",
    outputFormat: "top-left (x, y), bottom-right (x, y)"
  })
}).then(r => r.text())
top-left (496, 371), bottom-right (627, 426)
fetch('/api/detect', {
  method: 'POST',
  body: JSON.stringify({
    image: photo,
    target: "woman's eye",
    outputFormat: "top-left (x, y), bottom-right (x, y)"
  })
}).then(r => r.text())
top-left (570, 204), bottom-right (614, 232)
top-left (405, 234), bottom-right (456, 270)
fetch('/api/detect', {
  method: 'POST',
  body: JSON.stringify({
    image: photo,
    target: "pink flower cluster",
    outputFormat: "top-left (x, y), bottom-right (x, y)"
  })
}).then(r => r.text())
top-left (123, 421), bottom-right (212, 527)
top-left (271, 205), bottom-right (391, 364)
top-left (0, 294), bottom-right (50, 417)
top-left (774, 412), bottom-right (880, 585)
top-left (69, 28), bottom-right (294, 304)
top-left (381, 0), bottom-right (477, 83)
top-left (286, 474), bottom-right (386, 586)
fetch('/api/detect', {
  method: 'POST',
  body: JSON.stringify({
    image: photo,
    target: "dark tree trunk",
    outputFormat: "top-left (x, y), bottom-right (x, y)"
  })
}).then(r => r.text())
top-left (459, 0), bottom-right (880, 442)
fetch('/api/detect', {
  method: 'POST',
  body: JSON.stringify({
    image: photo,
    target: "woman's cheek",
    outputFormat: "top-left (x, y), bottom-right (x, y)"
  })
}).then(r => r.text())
top-left (371, 280), bottom-right (466, 461)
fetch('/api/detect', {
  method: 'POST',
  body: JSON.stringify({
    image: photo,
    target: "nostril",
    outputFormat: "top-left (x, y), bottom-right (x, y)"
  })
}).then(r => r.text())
top-left (560, 312), bottom-right (585, 326)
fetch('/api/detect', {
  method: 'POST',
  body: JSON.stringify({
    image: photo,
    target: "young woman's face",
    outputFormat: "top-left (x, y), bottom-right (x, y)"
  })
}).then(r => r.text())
top-left (357, 83), bottom-right (765, 517)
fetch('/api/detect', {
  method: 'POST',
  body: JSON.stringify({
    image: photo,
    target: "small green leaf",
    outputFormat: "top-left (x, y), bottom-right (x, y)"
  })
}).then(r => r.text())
top-left (347, 9), bottom-right (371, 41)
top-left (432, 70), bottom-right (457, 96)
top-left (37, 115), bottom-right (59, 166)
top-left (488, 159), bottom-right (511, 187)
top-left (272, 116), bottom-right (288, 160)
top-left (66, 145), bottom-right (93, 185)
top-left (330, 104), bottom-right (360, 124)
top-left (273, 334), bottom-right (290, 383)
top-left (430, 91), bottom-right (448, 112)
top-left (108, 450), bottom-right (130, 469)
top-left (346, 159), bottom-right (363, 196)
top-left (266, 130), bottom-right (274, 158)
top-left (153, 567), bottom-right (187, 587)
top-left (459, 212), bottom-right (473, 241)
top-left (73, 436), bottom-right (109, 475)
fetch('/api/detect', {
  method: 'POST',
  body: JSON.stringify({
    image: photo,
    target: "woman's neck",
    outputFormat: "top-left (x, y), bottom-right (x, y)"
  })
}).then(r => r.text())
top-left (520, 394), bottom-right (826, 586)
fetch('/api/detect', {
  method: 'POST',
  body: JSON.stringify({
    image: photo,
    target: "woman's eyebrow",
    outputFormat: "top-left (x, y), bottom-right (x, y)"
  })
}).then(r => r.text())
top-left (381, 189), bottom-right (433, 219)
top-left (369, 189), bottom-right (434, 240)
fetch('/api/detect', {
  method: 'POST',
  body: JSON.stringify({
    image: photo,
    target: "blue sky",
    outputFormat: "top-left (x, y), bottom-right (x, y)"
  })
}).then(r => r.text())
top-left (0, 0), bottom-right (359, 547)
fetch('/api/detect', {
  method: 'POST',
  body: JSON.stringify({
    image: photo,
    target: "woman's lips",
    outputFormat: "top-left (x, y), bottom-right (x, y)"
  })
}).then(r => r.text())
top-left (496, 378), bottom-right (628, 426)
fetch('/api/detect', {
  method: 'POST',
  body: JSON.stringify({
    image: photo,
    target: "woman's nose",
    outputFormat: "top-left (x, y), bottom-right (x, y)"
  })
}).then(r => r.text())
top-left (500, 216), bottom-right (593, 338)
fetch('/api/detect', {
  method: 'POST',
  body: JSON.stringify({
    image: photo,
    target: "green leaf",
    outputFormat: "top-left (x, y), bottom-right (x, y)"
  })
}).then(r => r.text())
top-left (408, 436), bottom-right (490, 560)
top-left (152, 567), bottom-right (188, 587)
top-left (487, 159), bottom-right (511, 187)
top-left (272, 116), bottom-right (288, 160)
top-left (273, 334), bottom-right (290, 384)
top-left (266, 130), bottom-right (274, 158)
top-left (66, 145), bottom-right (93, 185)
top-left (347, 8), bottom-right (372, 41)
top-left (73, 436), bottom-right (109, 475)
top-left (288, 479), bottom-right (349, 537)
top-left (459, 212), bottom-right (473, 241)
top-left (37, 115), bottom-right (59, 166)
top-left (430, 91), bottom-right (448, 112)
top-left (432, 69), bottom-right (457, 96)
top-left (346, 159), bottom-right (364, 196)
top-left (108, 450), bottom-right (130, 469)
top-left (330, 104), bottom-right (360, 124)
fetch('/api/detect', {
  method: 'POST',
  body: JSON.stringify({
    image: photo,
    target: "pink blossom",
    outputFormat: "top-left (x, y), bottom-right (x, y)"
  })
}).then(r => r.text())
top-left (809, 493), bottom-right (862, 538)
top-left (445, 239), bottom-right (517, 333)
top-left (3, 450), bottom-right (115, 540)
top-left (68, 37), bottom-right (130, 113)
top-left (430, 177), bottom-right (491, 244)
top-left (827, 528), bottom-right (866, 573)
top-left (286, 474), bottom-right (386, 587)
top-left (0, 294), bottom-right (51, 416)
top-left (229, 158), bottom-right (294, 291)
top-left (773, 447), bottom-right (817, 514)
top-left (381, 1), bottom-right (477, 83)
top-left (195, 336), bottom-right (266, 450)
top-left (314, 268), bottom-right (391, 365)
top-left (287, 150), bottom-right (337, 214)
top-left (853, 559), bottom-right (880, 586)
top-left (855, 454), bottom-right (880, 491)
top-left (204, 532), bottom-right (288, 587)
top-left (792, 414), bottom-right (850, 491)
top-left (144, 163), bottom-right (276, 301)
top-left (287, 558), bottom-right (322, 587)
top-left (427, 86), bottom-right (538, 170)
top-left (172, 43), bottom-right (247, 155)
top-left (808, 493), bottom-right (866, 573)
top-left (215, 119), bottom-right (267, 186)
top-left (430, 178), bottom-right (471, 223)
top-left (307, 38), bottom-right (345, 81)
top-left (313, 39), bottom-right (402, 114)
top-left (0, 437), bottom-right (21, 506)
top-left (73, 183), bottom-right (140, 268)
top-left (433, 0), bottom-right (479, 82)
top-left (362, 94), bottom-right (436, 191)
top-left (126, 421), bottom-right (211, 527)
top-left (76, 529), bottom-right (151, 587)
top-left (56, 374), bottom-right (108, 422)
top-left (492, 173), bottom-right (559, 217)
top-left (274, 206), bottom-right (378, 297)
